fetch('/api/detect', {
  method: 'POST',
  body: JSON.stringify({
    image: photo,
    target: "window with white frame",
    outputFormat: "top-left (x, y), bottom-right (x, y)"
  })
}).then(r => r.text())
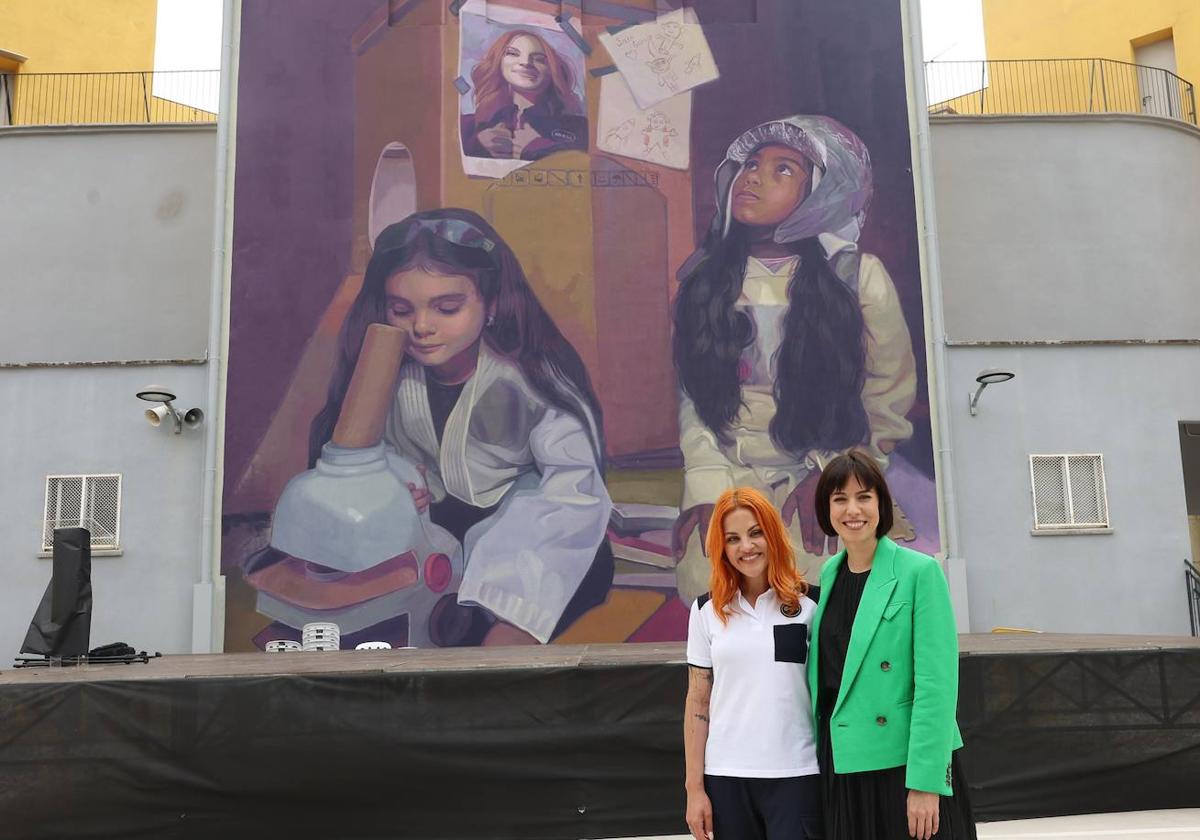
top-left (1029, 455), bottom-right (1109, 531)
top-left (41, 474), bottom-right (122, 554)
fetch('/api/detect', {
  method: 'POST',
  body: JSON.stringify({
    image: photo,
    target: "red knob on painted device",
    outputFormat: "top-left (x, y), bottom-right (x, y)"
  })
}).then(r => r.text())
top-left (424, 553), bottom-right (452, 593)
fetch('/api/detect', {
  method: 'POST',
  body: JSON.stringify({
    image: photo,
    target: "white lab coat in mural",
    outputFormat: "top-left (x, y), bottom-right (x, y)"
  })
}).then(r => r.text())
top-left (384, 344), bottom-right (611, 643)
top-left (676, 240), bottom-right (917, 601)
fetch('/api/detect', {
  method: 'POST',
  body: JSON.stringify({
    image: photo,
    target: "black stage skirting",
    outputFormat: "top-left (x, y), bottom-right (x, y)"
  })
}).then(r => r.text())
top-left (1, 635), bottom-right (1198, 839)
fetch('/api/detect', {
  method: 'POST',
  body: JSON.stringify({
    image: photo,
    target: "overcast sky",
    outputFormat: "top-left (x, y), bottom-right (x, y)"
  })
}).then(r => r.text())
top-left (152, 0), bottom-right (986, 109)
top-left (921, 0), bottom-right (986, 63)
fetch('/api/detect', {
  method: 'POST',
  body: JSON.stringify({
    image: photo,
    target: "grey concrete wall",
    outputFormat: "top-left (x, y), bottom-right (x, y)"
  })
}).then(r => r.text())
top-left (0, 364), bottom-right (208, 659)
top-left (930, 114), bottom-right (1200, 634)
top-left (0, 125), bottom-right (215, 364)
top-left (0, 124), bottom-right (215, 659)
top-left (944, 346), bottom-right (1197, 635)
top-left (932, 115), bottom-right (1200, 342)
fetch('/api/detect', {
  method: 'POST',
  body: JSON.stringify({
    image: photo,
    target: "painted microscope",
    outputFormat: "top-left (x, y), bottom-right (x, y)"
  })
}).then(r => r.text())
top-left (263, 324), bottom-right (464, 648)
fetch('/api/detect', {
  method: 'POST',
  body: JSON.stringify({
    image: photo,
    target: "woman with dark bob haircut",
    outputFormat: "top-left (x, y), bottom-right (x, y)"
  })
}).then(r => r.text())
top-left (806, 450), bottom-right (976, 839)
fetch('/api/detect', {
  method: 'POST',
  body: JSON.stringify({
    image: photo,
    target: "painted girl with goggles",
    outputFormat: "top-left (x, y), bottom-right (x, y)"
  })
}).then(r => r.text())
top-left (311, 208), bottom-right (612, 646)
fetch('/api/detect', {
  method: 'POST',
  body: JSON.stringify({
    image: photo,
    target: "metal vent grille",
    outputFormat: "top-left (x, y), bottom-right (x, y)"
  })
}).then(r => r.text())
top-left (42, 474), bottom-right (122, 552)
top-left (1029, 455), bottom-right (1109, 530)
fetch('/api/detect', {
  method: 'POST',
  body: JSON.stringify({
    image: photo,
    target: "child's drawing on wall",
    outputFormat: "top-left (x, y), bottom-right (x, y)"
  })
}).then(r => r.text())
top-left (598, 8), bottom-right (718, 109)
top-left (641, 111), bottom-right (679, 163)
top-left (596, 74), bottom-right (691, 170)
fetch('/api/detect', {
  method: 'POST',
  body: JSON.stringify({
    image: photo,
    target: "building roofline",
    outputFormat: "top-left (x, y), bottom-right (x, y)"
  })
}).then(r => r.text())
top-left (0, 122), bottom-right (216, 139)
top-left (930, 111), bottom-right (1200, 142)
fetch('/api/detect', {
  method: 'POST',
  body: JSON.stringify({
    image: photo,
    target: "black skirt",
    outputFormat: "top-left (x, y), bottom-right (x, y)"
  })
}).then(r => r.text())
top-left (818, 715), bottom-right (977, 840)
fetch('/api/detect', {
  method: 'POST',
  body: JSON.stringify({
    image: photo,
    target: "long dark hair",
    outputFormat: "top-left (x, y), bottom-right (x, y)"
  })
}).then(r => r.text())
top-left (310, 208), bottom-right (604, 467)
top-left (672, 224), bottom-right (869, 454)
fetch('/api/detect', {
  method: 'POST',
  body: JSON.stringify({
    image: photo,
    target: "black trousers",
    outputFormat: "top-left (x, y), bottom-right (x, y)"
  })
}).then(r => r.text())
top-left (705, 773), bottom-right (824, 840)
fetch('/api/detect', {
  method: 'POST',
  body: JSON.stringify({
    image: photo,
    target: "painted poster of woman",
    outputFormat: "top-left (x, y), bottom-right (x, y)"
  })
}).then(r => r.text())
top-left (457, 2), bottom-right (588, 177)
top-left (461, 30), bottom-right (587, 161)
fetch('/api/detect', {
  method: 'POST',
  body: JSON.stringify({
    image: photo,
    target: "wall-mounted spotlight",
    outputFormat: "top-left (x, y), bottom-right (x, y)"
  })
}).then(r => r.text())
top-left (136, 385), bottom-right (204, 434)
top-left (968, 368), bottom-right (1016, 416)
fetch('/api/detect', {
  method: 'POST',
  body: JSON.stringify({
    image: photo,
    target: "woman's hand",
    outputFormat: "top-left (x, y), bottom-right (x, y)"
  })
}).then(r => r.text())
top-left (907, 789), bottom-right (940, 839)
top-left (672, 504), bottom-right (715, 561)
top-left (685, 788), bottom-right (714, 840)
top-left (476, 124), bottom-right (514, 157)
top-left (406, 464), bottom-right (431, 513)
top-left (781, 471), bottom-right (828, 555)
top-left (511, 122), bottom-right (542, 158)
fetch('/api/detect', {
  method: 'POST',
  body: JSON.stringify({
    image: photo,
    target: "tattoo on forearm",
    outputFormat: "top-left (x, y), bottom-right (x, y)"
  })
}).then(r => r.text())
top-left (693, 713), bottom-right (709, 722)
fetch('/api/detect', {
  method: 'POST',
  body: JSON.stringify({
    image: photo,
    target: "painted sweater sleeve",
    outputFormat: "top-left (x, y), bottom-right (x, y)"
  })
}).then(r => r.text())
top-left (457, 405), bottom-right (611, 643)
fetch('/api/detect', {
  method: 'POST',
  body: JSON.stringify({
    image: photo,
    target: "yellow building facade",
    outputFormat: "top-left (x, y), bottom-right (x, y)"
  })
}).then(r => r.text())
top-left (984, 0), bottom-right (1200, 85)
top-left (0, 0), bottom-right (209, 125)
top-left (932, 0), bottom-right (1199, 122)
top-left (0, 0), bottom-right (158, 74)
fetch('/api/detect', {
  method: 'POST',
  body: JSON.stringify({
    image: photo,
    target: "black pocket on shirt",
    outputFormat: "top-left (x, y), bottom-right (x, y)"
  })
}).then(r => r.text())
top-left (773, 623), bottom-right (809, 664)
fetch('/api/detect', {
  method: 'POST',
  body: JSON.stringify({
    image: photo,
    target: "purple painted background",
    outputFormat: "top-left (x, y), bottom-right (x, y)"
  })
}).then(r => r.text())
top-left (224, 0), bottom-right (378, 499)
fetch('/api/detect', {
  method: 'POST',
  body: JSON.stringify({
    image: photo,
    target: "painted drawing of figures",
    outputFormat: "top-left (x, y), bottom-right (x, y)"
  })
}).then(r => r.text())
top-left (641, 111), bottom-right (679, 163)
top-left (604, 117), bottom-right (637, 150)
top-left (460, 29), bottom-right (588, 161)
top-left (310, 209), bottom-right (613, 646)
top-left (645, 20), bottom-right (684, 93)
top-left (672, 115), bottom-right (926, 601)
top-left (648, 20), bottom-right (684, 60)
top-left (647, 56), bottom-right (679, 94)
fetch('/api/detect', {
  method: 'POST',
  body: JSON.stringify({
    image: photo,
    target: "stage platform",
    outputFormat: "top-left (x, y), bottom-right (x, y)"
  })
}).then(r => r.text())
top-left (2, 635), bottom-right (1198, 838)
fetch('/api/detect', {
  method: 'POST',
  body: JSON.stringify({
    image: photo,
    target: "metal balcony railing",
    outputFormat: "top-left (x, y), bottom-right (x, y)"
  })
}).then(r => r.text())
top-left (0, 70), bottom-right (219, 127)
top-left (925, 59), bottom-right (1197, 126)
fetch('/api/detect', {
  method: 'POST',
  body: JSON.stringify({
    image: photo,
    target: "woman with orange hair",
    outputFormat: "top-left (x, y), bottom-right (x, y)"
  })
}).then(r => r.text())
top-left (683, 487), bottom-right (823, 840)
top-left (460, 29), bottom-right (587, 161)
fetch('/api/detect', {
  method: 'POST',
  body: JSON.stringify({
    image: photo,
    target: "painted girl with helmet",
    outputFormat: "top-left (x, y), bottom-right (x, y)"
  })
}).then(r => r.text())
top-left (672, 115), bottom-right (925, 602)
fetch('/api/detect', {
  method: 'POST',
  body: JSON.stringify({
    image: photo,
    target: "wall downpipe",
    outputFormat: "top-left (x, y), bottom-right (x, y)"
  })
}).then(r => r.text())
top-left (193, 0), bottom-right (239, 653)
top-left (902, 0), bottom-right (970, 630)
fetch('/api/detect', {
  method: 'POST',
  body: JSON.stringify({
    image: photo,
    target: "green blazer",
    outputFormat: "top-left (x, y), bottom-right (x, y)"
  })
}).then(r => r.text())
top-left (806, 537), bottom-right (963, 795)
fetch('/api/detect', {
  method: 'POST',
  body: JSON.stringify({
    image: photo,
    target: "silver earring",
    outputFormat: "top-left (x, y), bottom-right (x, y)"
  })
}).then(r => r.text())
top-left (487, 314), bottom-right (495, 327)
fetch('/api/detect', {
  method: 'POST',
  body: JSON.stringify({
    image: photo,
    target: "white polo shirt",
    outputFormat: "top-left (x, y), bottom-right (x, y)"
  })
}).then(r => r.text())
top-left (687, 587), bottom-right (819, 778)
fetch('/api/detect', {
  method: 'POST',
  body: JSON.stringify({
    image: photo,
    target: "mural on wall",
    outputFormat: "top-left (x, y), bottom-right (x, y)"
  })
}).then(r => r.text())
top-left (221, 0), bottom-right (940, 651)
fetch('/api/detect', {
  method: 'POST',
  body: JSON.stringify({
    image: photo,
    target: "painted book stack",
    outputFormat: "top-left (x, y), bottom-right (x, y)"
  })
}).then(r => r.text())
top-left (608, 502), bottom-right (678, 588)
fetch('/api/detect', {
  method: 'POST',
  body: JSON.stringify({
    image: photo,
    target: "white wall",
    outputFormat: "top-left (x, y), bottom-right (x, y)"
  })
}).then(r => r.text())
top-left (944, 346), bottom-right (1196, 635)
top-left (933, 114), bottom-right (1200, 342)
top-left (0, 125), bottom-right (215, 364)
top-left (0, 124), bottom-right (215, 659)
top-left (0, 365), bottom-right (209, 658)
top-left (931, 114), bottom-right (1200, 634)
